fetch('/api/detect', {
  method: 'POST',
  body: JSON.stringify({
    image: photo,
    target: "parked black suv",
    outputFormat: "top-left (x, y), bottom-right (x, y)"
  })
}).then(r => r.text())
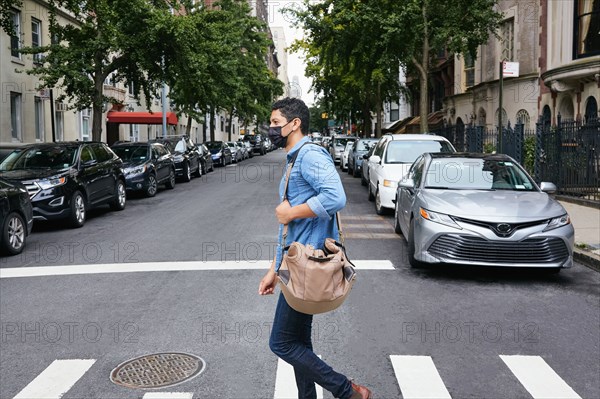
top-left (0, 178), bottom-right (33, 255)
top-left (242, 134), bottom-right (267, 155)
top-left (0, 142), bottom-right (126, 228)
top-left (151, 136), bottom-right (201, 182)
top-left (111, 142), bottom-right (176, 197)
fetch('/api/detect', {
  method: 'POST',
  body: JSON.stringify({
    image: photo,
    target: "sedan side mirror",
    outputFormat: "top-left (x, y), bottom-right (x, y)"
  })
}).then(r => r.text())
top-left (398, 178), bottom-right (415, 189)
top-left (370, 155), bottom-right (381, 164)
top-left (540, 182), bottom-right (557, 193)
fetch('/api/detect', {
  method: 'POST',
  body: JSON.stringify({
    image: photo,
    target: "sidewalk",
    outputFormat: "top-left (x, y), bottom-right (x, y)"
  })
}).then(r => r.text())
top-left (559, 200), bottom-right (600, 270)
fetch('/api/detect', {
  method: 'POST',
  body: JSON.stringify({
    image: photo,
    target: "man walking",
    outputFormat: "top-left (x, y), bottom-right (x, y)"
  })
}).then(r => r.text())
top-left (258, 98), bottom-right (372, 399)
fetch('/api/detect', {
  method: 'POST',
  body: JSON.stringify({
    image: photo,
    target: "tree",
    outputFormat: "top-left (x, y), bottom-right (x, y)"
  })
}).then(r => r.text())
top-left (0, 0), bottom-right (22, 35)
top-left (6, 0), bottom-right (179, 142)
top-left (288, 0), bottom-right (402, 137)
top-left (383, 0), bottom-right (502, 132)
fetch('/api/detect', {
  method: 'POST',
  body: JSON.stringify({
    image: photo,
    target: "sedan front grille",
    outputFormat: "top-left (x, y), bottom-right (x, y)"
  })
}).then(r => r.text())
top-left (24, 182), bottom-right (41, 199)
top-left (428, 235), bottom-right (569, 264)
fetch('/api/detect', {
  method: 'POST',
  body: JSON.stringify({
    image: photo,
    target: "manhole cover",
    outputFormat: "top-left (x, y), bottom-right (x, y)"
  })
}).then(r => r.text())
top-left (110, 353), bottom-right (206, 389)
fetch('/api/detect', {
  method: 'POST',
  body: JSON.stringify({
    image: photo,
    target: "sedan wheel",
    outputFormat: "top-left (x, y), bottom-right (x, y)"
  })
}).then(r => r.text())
top-left (368, 182), bottom-right (375, 201)
top-left (1, 212), bottom-right (26, 255)
top-left (183, 163), bottom-right (192, 182)
top-left (165, 169), bottom-right (176, 189)
top-left (194, 162), bottom-right (202, 177)
top-left (407, 218), bottom-right (424, 268)
top-left (69, 191), bottom-right (86, 228)
top-left (145, 174), bottom-right (158, 197)
top-left (394, 199), bottom-right (402, 234)
top-left (375, 188), bottom-right (386, 215)
top-left (110, 180), bottom-right (126, 211)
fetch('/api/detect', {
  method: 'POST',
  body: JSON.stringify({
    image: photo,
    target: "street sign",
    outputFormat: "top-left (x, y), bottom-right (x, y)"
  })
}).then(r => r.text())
top-left (38, 88), bottom-right (50, 99)
top-left (503, 61), bottom-right (520, 78)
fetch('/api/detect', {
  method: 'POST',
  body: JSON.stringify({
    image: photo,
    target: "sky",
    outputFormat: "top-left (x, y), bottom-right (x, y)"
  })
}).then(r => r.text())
top-left (267, 1), bottom-right (316, 106)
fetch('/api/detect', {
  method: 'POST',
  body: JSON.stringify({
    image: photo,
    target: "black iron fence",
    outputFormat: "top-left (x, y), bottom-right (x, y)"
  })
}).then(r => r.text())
top-left (432, 116), bottom-right (599, 202)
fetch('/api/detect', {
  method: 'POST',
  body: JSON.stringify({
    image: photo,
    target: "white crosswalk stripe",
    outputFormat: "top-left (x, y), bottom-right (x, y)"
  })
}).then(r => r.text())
top-left (8, 355), bottom-right (585, 398)
top-left (13, 359), bottom-right (96, 399)
top-left (389, 355), bottom-right (452, 399)
top-left (274, 357), bottom-right (324, 399)
top-left (500, 355), bottom-right (582, 399)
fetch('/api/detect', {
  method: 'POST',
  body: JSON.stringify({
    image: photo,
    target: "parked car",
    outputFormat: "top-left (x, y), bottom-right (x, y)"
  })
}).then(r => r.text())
top-left (110, 142), bottom-right (175, 197)
top-left (240, 141), bottom-right (254, 158)
top-left (330, 136), bottom-right (358, 164)
top-left (394, 152), bottom-right (574, 271)
top-left (361, 144), bottom-right (377, 187)
top-left (226, 142), bottom-right (243, 163)
top-left (0, 178), bottom-right (33, 255)
top-left (321, 136), bottom-right (332, 149)
top-left (348, 138), bottom-right (378, 178)
top-left (235, 142), bottom-right (249, 160)
top-left (367, 134), bottom-right (455, 215)
top-left (151, 136), bottom-right (201, 182)
top-left (195, 143), bottom-right (214, 174)
top-left (205, 141), bottom-right (232, 166)
top-left (340, 141), bottom-right (354, 171)
top-left (242, 134), bottom-right (267, 155)
top-left (0, 142), bottom-right (126, 228)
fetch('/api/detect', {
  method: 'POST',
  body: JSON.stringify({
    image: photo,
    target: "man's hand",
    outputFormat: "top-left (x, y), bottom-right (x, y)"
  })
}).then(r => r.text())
top-left (275, 200), bottom-right (294, 225)
top-left (259, 270), bottom-right (277, 295)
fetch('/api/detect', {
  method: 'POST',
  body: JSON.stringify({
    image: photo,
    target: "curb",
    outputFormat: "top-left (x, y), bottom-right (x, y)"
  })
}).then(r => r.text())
top-left (574, 248), bottom-right (600, 272)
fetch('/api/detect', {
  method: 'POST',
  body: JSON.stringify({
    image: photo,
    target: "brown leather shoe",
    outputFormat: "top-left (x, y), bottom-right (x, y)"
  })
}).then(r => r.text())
top-left (349, 381), bottom-right (373, 399)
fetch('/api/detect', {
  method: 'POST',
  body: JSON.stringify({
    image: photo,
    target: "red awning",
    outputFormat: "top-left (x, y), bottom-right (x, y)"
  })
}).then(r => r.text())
top-left (107, 111), bottom-right (178, 125)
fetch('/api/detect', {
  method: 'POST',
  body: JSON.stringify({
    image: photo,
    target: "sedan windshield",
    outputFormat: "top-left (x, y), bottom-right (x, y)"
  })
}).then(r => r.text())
top-left (357, 140), bottom-right (377, 151)
top-left (205, 142), bottom-right (222, 149)
top-left (334, 138), bottom-right (355, 147)
top-left (0, 146), bottom-right (78, 171)
top-left (424, 158), bottom-right (536, 191)
top-left (112, 146), bottom-right (148, 161)
top-left (385, 140), bottom-right (454, 164)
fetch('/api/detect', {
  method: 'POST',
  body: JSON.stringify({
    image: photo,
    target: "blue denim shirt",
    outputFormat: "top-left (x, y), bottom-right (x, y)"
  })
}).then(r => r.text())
top-left (275, 136), bottom-right (347, 272)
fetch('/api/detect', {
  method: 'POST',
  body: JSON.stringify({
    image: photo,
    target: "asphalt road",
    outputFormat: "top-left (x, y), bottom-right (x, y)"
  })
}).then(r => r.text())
top-left (1, 149), bottom-right (599, 398)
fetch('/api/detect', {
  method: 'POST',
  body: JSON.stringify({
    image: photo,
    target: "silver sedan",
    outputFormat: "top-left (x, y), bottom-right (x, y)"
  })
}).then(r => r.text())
top-left (393, 153), bottom-right (574, 271)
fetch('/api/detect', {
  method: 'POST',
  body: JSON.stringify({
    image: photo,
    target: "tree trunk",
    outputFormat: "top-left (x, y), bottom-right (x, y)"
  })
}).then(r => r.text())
top-left (209, 106), bottom-right (215, 142)
top-left (186, 115), bottom-right (192, 137)
top-left (227, 109), bottom-right (234, 141)
top-left (92, 56), bottom-right (105, 142)
top-left (362, 102), bottom-right (372, 137)
top-left (376, 82), bottom-right (382, 137)
top-left (202, 112), bottom-right (207, 143)
top-left (418, 1), bottom-right (430, 133)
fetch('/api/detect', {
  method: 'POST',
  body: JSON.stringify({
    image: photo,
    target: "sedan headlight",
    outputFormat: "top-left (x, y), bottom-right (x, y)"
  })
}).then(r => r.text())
top-left (383, 179), bottom-right (398, 188)
top-left (38, 176), bottom-right (67, 190)
top-left (173, 155), bottom-right (184, 163)
top-left (419, 207), bottom-right (461, 229)
top-left (544, 214), bottom-right (571, 231)
top-left (215, 151), bottom-right (222, 157)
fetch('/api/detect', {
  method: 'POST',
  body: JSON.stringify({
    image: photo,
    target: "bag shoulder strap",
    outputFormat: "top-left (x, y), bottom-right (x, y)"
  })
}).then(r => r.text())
top-left (281, 141), bottom-right (344, 246)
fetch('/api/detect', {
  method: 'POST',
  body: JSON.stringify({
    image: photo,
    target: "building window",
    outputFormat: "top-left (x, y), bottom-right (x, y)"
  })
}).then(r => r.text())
top-left (10, 10), bottom-right (21, 58)
top-left (80, 109), bottom-right (91, 141)
top-left (35, 97), bottom-right (45, 141)
top-left (575, 0), bottom-right (600, 58)
top-left (32, 18), bottom-right (44, 63)
top-left (129, 124), bottom-right (140, 142)
top-left (55, 110), bottom-right (64, 141)
top-left (10, 92), bottom-right (22, 141)
top-left (464, 53), bottom-right (475, 88)
top-left (500, 18), bottom-right (514, 61)
top-left (516, 109), bottom-right (531, 130)
top-left (495, 108), bottom-right (508, 128)
top-left (128, 82), bottom-right (135, 96)
top-left (584, 96), bottom-right (598, 122)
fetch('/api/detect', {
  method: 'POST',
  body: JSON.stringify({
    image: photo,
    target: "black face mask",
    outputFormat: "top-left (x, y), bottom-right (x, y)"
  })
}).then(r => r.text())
top-left (268, 120), bottom-right (294, 148)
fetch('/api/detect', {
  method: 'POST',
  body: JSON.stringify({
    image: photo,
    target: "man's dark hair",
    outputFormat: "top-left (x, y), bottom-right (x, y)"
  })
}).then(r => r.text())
top-left (272, 97), bottom-right (310, 135)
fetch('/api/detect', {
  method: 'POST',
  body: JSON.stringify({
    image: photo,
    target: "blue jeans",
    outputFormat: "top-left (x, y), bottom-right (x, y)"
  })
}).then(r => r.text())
top-left (269, 293), bottom-right (353, 399)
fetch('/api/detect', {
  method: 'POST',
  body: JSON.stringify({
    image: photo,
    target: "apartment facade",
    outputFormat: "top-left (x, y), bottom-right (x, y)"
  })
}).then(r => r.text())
top-left (445, 0), bottom-right (599, 131)
top-left (445, 0), bottom-right (540, 131)
top-left (538, 0), bottom-right (599, 125)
